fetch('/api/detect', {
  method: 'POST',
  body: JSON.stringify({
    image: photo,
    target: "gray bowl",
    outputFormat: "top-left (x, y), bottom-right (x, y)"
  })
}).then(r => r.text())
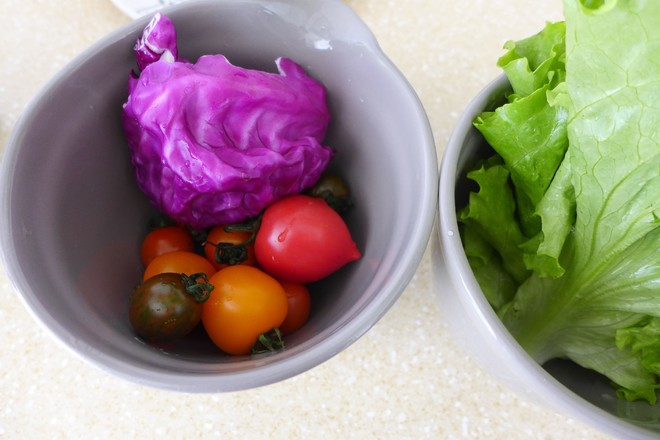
top-left (436, 74), bottom-right (660, 439)
top-left (1, 0), bottom-right (437, 392)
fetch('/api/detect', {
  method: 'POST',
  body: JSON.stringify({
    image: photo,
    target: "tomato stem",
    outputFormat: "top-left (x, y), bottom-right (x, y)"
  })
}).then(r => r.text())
top-left (223, 215), bottom-right (262, 236)
top-left (187, 227), bottom-right (208, 246)
top-left (251, 328), bottom-right (284, 354)
top-left (314, 189), bottom-right (353, 214)
top-left (205, 215), bottom-right (262, 266)
top-left (209, 241), bottom-right (249, 266)
top-left (181, 273), bottom-right (214, 302)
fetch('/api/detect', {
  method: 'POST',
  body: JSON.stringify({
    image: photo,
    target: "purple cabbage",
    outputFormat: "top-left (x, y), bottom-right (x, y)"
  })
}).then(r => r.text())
top-left (122, 14), bottom-right (333, 229)
top-left (133, 13), bottom-right (178, 71)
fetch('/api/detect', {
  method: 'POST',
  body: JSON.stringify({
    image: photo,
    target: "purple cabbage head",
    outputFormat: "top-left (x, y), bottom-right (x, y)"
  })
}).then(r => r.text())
top-left (122, 14), bottom-right (333, 229)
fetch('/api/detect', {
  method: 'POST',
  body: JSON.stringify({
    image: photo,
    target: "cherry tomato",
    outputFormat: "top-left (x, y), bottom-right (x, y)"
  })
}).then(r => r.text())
top-left (254, 194), bottom-right (361, 283)
top-left (140, 225), bottom-right (194, 266)
top-left (279, 282), bottom-right (311, 335)
top-left (203, 225), bottom-right (257, 271)
top-left (304, 172), bottom-right (353, 213)
top-left (202, 266), bottom-right (288, 355)
top-left (143, 250), bottom-right (216, 281)
top-left (129, 272), bottom-right (213, 343)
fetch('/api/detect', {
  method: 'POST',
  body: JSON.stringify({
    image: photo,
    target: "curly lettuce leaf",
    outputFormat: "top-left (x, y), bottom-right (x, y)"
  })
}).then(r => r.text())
top-left (503, 0), bottom-right (660, 403)
top-left (459, 156), bottom-right (530, 284)
top-left (462, 0), bottom-right (660, 402)
top-left (473, 21), bottom-right (569, 244)
top-left (474, 84), bottom-right (569, 219)
top-left (497, 21), bottom-right (566, 98)
top-left (460, 221), bottom-right (518, 310)
top-left (520, 152), bottom-right (575, 278)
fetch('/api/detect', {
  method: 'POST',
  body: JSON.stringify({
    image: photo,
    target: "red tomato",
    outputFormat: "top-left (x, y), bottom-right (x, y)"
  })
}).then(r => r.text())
top-left (143, 250), bottom-right (216, 281)
top-left (279, 282), bottom-right (311, 335)
top-left (202, 266), bottom-right (288, 355)
top-left (203, 225), bottom-right (257, 271)
top-left (254, 194), bottom-right (361, 283)
top-left (140, 225), bottom-right (194, 266)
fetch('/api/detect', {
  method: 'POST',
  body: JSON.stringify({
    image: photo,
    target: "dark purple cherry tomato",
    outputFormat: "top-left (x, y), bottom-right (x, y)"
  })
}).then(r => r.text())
top-left (129, 272), bottom-right (212, 343)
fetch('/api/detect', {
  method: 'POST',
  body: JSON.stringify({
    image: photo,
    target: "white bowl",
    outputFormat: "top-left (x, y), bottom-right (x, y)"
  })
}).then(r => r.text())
top-left (0, 0), bottom-right (437, 392)
top-left (436, 74), bottom-right (660, 439)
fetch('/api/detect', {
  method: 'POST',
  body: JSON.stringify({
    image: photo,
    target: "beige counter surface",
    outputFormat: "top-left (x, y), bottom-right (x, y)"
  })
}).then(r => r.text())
top-left (0, 1), bottom-right (613, 439)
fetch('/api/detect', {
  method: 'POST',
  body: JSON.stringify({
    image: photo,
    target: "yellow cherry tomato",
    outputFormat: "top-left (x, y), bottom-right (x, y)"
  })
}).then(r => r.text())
top-left (202, 266), bottom-right (288, 355)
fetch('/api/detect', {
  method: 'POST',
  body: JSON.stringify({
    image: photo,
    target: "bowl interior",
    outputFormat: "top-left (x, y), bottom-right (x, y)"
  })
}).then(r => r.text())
top-left (1, 0), bottom-right (437, 391)
top-left (438, 75), bottom-right (660, 438)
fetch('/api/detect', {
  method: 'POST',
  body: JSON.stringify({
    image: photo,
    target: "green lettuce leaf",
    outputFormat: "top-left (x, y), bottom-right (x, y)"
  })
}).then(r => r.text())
top-left (461, 221), bottom-right (517, 310)
top-left (520, 151), bottom-right (575, 278)
top-left (473, 21), bottom-right (569, 242)
top-left (459, 156), bottom-right (530, 284)
top-left (474, 84), bottom-right (569, 234)
top-left (497, 21), bottom-right (566, 98)
top-left (461, 0), bottom-right (660, 403)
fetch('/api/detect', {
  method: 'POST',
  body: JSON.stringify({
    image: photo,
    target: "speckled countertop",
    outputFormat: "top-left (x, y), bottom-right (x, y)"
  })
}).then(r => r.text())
top-left (0, 1), bottom-right (613, 439)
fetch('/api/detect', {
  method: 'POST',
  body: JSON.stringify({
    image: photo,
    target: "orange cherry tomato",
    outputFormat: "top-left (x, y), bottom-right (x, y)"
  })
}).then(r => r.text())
top-left (203, 225), bottom-right (257, 271)
top-left (202, 266), bottom-right (288, 355)
top-left (140, 225), bottom-right (194, 266)
top-left (143, 250), bottom-right (216, 281)
top-left (279, 282), bottom-right (311, 335)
